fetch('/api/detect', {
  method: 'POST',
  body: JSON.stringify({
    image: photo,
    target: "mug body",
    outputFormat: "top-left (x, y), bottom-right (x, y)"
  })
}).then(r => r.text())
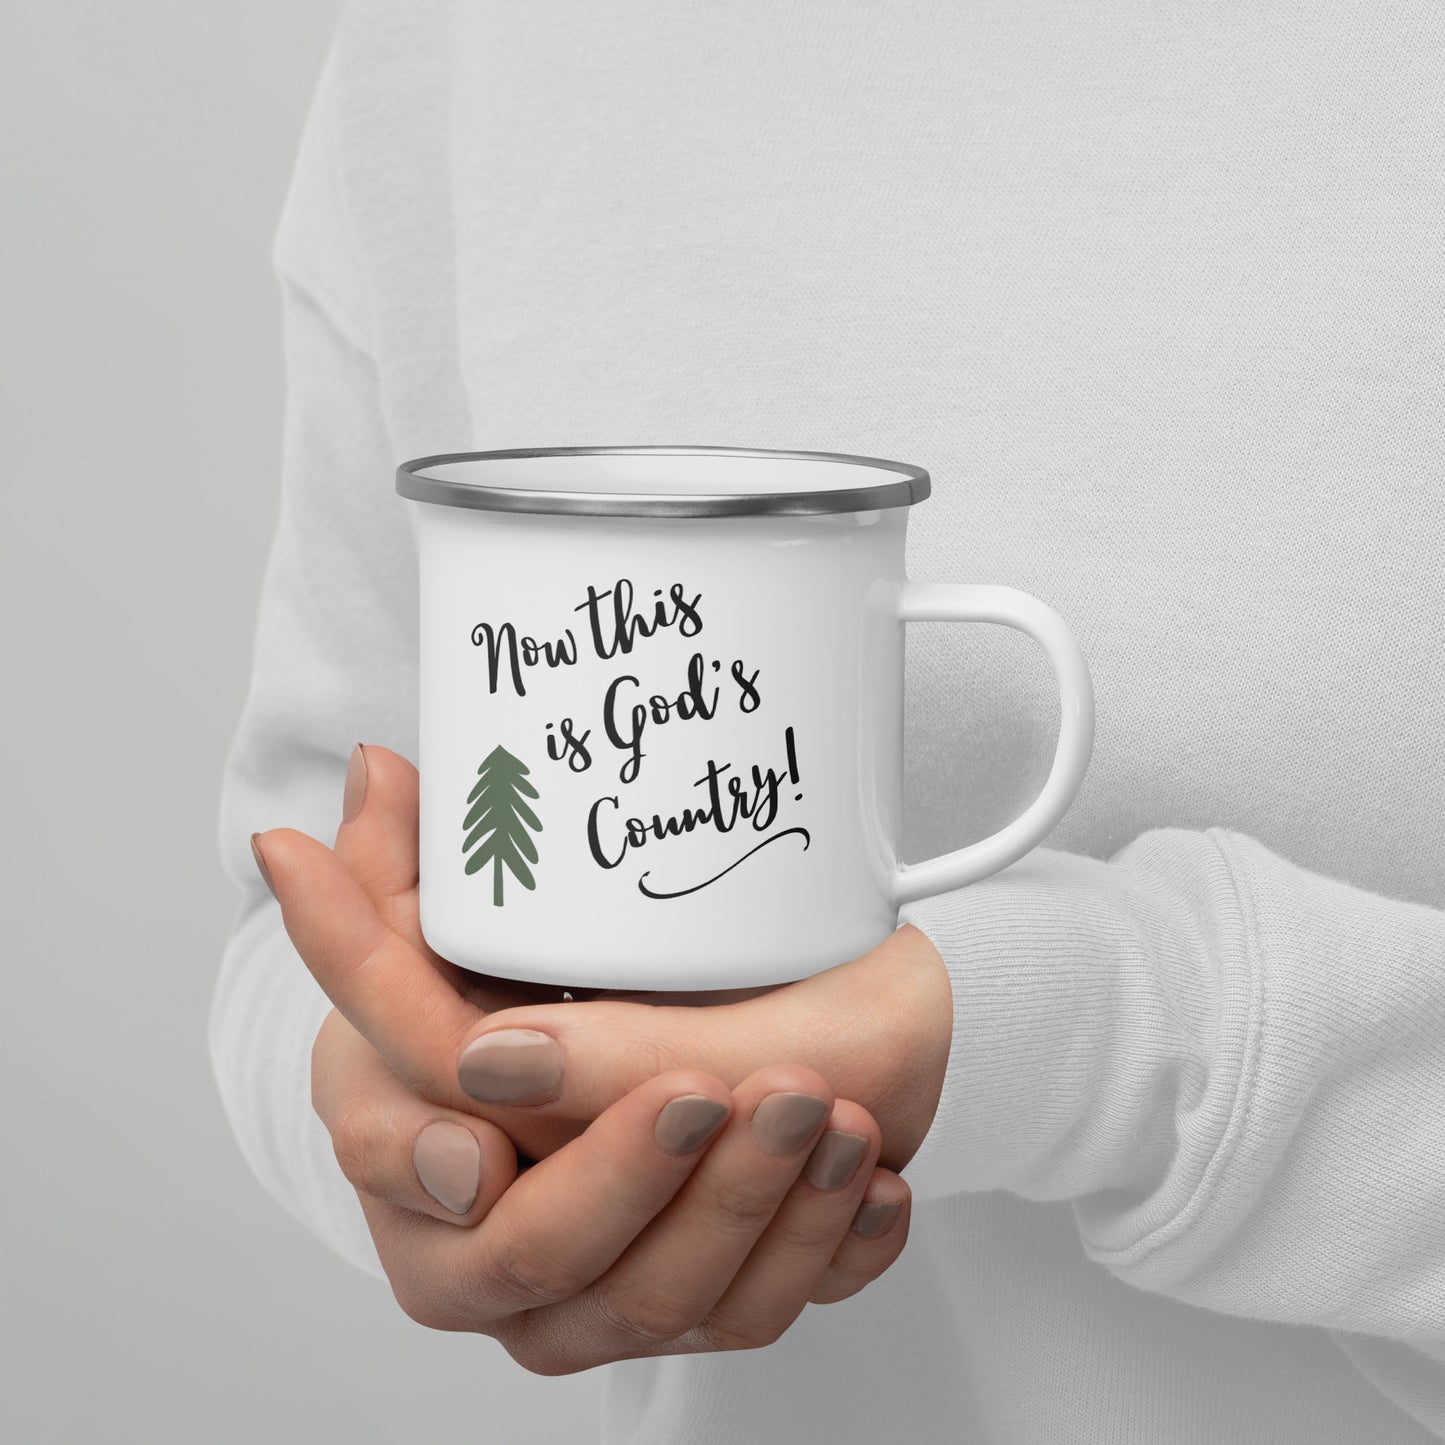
top-left (405, 448), bottom-right (920, 991)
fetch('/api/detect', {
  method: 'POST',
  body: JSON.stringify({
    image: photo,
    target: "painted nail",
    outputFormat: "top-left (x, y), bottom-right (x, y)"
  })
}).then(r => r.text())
top-left (413, 1120), bottom-right (481, 1215)
top-left (750, 1092), bottom-right (830, 1155)
top-left (250, 833), bottom-right (276, 900)
top-left (851, 1200), bottom-right (902, 1237)
top-left (342, 743), bottom-right (368, 824)
top-left (804, 1131), bottom-right (869, 1192)
top-left (654, 1095), bottom-right (730, 1155)
top-left (457, 1029), bottom-right (562, 1105)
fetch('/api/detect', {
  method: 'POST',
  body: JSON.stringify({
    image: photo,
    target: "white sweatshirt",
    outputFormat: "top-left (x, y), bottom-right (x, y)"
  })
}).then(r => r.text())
top-left (211, 4), bottom-right (1445, 1440)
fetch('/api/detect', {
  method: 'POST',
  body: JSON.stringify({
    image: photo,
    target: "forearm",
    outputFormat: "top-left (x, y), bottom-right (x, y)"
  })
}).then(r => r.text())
top-left (900, 828), bottom-right (1445, 1345)
top-left (210, 897), bottom-right (385, 1282)
top-left (212, 42), bottom-right (418, 1281)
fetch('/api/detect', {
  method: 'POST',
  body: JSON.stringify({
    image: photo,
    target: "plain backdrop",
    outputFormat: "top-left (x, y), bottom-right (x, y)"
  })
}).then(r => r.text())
top-left (2, 5), bottom-right (602, 1440)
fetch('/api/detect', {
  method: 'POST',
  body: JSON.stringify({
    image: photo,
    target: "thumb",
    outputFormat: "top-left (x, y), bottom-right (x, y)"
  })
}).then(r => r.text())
top-left (331, 743), bottom-right (463, 984)
top-left (449, 994), bottom-right (765, 1130)
top-left (446, 930), bottom-right (940, 1163)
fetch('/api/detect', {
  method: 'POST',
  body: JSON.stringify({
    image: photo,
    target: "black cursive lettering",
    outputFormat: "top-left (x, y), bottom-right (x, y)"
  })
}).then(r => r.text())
top-left (470, 620), bottom-right (577, 697)
top-left (574, 578), bottom-right (706, 660)
top-left (586, 796), bottom-right (625, 868)
top-left (638, 828), bottom-right (811, 899)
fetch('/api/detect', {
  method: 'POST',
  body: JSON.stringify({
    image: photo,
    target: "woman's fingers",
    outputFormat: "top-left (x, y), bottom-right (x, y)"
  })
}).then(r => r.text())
top-left (256, 818), bottom-right (654, 1163)
top-left (254, 824), bottom-right (482, 1105)
top-left (311, 1007), bottom-right (519, 1226)
top-left (408, 1068), bottom-right (737, 1337)
top-left (519, 1065), bottom-right (865, 1370)
top-left (330, 746), bottom-right (431, 960)
top-left (810, 1171), bottom-right (910, 1305)
top-left (333, 745), bottom-right (419, 899)
top-left (331, 746), bottom-right (473, 990)
top-left (330, 743), bottom-right (592, 1014)
top-left (334, 1054), bottom-right (908, 1373)
top-left (685, 1098), bottom-right (897, 1342)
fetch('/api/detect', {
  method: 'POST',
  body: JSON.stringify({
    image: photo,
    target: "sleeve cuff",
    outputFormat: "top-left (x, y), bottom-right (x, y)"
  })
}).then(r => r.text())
top-left (896, 833), bottom-right (1250, 1216)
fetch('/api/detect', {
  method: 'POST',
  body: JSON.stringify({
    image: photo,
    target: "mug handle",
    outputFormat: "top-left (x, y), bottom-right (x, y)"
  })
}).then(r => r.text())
top-left (892, 583), bottom-right (1095, 907)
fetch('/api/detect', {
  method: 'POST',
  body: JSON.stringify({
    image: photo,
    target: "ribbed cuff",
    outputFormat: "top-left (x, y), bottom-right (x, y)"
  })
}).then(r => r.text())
top-left (896, 847), bottom-right (1141, 1204)
top-left (896, 835), bottom-right (1243, 1211)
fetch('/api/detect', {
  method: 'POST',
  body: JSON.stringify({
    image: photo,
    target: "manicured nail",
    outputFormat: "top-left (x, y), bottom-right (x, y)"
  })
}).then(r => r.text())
top-left (457, 1029), bottom-right (562, 1105)
top-left (851, 1200), bottom-right (902, 1237)
top-left (250, 833), bottom-right (276, 900)
top-left (413, 1120), bottom-right (481, 1215)
top-left (750, 1092), bottom-right (830, 1155)
top-left (654, 1095), bottom-right (730, 1155)
top-left (342, 743), bottom-right (368, 824)
top-left (804, 1131), bottom-right (868, 1192)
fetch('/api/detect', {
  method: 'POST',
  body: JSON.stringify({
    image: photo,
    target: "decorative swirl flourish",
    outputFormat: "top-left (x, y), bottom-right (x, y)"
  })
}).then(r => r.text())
top-left (637, 827), bottom-right (811, 900)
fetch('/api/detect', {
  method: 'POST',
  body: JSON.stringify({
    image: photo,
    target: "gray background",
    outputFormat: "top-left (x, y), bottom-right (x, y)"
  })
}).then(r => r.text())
top-left (3, 5), bottom-right (600, 1440)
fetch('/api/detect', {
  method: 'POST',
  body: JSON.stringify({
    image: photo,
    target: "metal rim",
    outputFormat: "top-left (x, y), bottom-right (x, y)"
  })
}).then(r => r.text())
top-left (395, 445), bottom-right (930, 518)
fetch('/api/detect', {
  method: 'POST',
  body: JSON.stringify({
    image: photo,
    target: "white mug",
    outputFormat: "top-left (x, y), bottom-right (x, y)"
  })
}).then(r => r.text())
top-left (397, 446), bottom-right (1093, 991)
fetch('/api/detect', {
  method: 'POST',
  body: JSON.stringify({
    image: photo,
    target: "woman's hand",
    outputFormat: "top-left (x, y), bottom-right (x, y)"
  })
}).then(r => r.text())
top-left (307, 1004), bottom-right (907, 1372)
top-left (253, 744), bottom-right (915, 1370)
top-left (265, 744), bottom-right (953, 1175)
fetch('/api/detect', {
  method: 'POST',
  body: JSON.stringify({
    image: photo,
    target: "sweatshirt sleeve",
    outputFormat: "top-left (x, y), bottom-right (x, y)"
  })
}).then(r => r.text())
top-left (898, 828), bottom-right (1445, 1433)
top-left (209, 43), bottom-right (399, 1286)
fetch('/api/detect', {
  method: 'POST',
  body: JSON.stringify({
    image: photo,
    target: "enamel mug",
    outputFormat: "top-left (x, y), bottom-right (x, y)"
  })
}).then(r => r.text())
top-left (397, 446), bottom-right (1093, 991)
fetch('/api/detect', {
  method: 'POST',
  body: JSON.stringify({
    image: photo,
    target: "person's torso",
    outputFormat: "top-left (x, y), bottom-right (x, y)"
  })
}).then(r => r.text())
top-left (331, 3), bottom-right (1445, 1438)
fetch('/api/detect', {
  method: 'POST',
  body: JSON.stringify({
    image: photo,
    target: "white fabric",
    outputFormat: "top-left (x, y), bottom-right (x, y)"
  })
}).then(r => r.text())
top-left (211, 4), bottom-right (1445, 1439)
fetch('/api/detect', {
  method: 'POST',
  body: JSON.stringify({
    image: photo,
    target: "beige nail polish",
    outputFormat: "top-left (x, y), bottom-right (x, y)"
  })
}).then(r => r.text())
top-left (250, 833), bottom-right (276, 900)
top-left (750, 1092), bottom-right (830, 1155)
top-left (413, 1120), bottom-right (481, 1214)
top-left (342, 743), bottom-right (368, 824)
top-left (852, 1200), bottom-right (902, 1237)
top-left (654, 1095), bottom-right (730, 1155)
top-left (457, 1029), bottom-right (563, 1104)
top-left (804, 1131), bottom-right (868, 1191)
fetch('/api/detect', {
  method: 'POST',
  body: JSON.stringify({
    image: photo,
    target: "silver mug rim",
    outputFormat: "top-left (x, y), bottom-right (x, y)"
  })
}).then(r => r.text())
top-left (395, 444), bottom-right (931, 518)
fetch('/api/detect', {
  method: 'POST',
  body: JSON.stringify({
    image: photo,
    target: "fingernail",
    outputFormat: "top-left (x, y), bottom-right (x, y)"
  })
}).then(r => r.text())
top-left (654, 1095), bottom-right (730, 1155)
top-left (804, 1131), bottom-right (868, 1192)
top-left (851, 1200), bottom-right (902, 1237)
top-left (250, 833), bottom-right (276, 900)
top-left (413, 1120), bottom-right (481, 1215)
top-left (457, 1029), bottom-right (562, 1105)
top-left (750, 1092), bottom-right (830, 1155)
top-left (342, 743), bottom-right (368, 824)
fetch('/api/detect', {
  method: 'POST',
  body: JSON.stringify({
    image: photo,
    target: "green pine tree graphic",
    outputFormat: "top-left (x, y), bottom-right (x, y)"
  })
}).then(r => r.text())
top-left (463, 745), bottom-right (542, 906)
